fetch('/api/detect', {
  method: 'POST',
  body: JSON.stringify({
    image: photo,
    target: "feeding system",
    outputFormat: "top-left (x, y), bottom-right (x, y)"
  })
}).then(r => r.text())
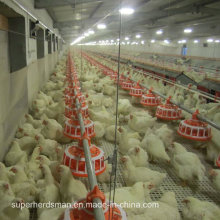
top-left (121, 76), bottom-right (133, 90)
top-left (62, 53), bottom-right (127, 220)
top-left (64, 185), bottom-right (127, 220)
top-left (129, 81), bottom-right (143, 97)
top-left (63, 137), bottom-right (105, 177)
top-left (156, 96), bottom-right (182, 120)
top-left (177, 109), bottom-right (212, 141)
top-left (140, 88), bottom-right (161, 106)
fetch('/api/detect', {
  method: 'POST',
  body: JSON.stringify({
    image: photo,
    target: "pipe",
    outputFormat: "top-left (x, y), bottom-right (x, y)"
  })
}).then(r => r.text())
top-left (70, 61), bottom-right (105, 220)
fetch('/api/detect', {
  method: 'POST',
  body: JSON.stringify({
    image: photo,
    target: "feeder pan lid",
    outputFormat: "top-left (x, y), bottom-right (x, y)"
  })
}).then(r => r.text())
top-left (63, 138), bottom-right (106, 177)
top-left (177, 109), bottom-right (212, 141)
top-left (156, 96), bottom-right (182, 120)
top-left (140, 88), bottom-right (161, 106)
top-left (129, 81), bottom-right (143, 97)
top-left (64, 118), bottom-right (95, 140)
top-left (63, 186), bottom-right (127, 220)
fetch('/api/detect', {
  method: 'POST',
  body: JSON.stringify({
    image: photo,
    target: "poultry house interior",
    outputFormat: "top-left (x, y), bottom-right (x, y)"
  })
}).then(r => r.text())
top-left (0, 0), bottom-right (220, 220)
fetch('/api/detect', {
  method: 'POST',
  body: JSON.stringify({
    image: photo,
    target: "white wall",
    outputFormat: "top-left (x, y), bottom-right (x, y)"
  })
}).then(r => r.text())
top-left (0, 0), bottom-right (66, 160)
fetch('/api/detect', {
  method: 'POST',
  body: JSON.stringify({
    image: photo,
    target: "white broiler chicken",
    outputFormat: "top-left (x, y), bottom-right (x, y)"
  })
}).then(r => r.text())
top-left (118, 127), bottom-right (140, 154)
top-left (94, 121), bottom-right (105, 138)
top-left (0, 198), bottom-right (30, 220)
top-left (117, 99), bottom-right (132, 115)
top-left (16, 123), bottom-right (41, 138)
top-left (209, 169), bottom-right (220, 191)
top-left (121, 156), bottom-right (166, 187)
top-left (4, 141), bottom-right (28, 166)
top-left (97, 163), bottom-right (112, 183)
top-left (41, 118), bottom-right (63, 141)
top-left (170, 142), bottom-right (205, 184)
top-left (58, 165), bottom-right (87, 203)
top-left (105, 182), bottom-right (154, 215)
top-left (37, 164), bottom-right (60, 216)
top-left (182, 196), bottom-right (220, 220)
top-left (127, 146), bottom-right (148, 167)
top-left (155, 124), bottom-right (174, 149)
top-left (88, 106), bottom-right (114, 125)
top-left (104, 125), bottom-right (121, 143)
top-left (128, 112), bottom-right (156, 134)
top-left (25, 113), bottom-right (43, 129)
top-left (38, 208), bottom-right (65, 220)
top-left (141, 133), bottom-right (170, 163)
top-left (0, 163), bottom-right (14, 182)
top-left (103, 84), bottom-right (116, 96)
top-left (25, 146), bottom-right (43, 181)
top-left (15, 136), bottom-right (37, 155)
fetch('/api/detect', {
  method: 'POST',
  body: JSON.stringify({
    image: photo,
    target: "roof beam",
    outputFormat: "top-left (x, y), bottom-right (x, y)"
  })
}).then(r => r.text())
top-left (34, 0), bottom-right (102, 9)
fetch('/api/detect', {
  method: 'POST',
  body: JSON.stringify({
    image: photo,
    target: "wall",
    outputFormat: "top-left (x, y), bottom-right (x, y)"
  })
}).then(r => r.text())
top-left (0, 0), bottom-right (66, 161)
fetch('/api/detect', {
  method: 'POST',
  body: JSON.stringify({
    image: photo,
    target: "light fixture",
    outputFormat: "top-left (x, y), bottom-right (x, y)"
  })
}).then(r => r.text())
top-left (119, 8), bottom-right (134, 15)
top-left (164, 39), bottom-right (170, 44)
top-left (127, 41), bottom-right (130, 45)
top-left (84, 32), bottom-right (89, 37)
top-left (194, 40), bottom-right (199, 43)
top-left (88, 30), bottom-right (95, 34)
top-left (97, 24), bottom-right (106, 29)
top-left (207, 38), bottom-right (213, 42)
top-left (125, 37), bottom-right (129, 40)
top-left (215, 40), bottom-right (220, 43)
top-left (151, 39), bottom-right (155, 43)
top-left (111, 40), bottom-right (114, 42)
top-left (121, 41), bottom-right (126, 45)
top-left (141, 40), bottom-right (145, 44)
top-left (184, 28), bottom-right (192, 33)
top-left (156, 30), bottom-right (163, 35)
top-left (136, 34), bottom-right (141, 38)
top-left (117, 38), bottom-right (120, 41)
top-left (178, 39), bottom-right (187, 44)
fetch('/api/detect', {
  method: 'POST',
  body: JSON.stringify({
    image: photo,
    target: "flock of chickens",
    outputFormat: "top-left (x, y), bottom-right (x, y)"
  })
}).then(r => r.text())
top-left (0, 50), bottom-right (219, 220)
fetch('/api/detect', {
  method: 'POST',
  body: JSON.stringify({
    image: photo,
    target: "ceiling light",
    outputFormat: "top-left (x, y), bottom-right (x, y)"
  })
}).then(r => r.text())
top-left (84, 32), bottom-right (89, 37)
top-left (111, 40), bottom-right (114, 42)
top-left (88, 30), bottom-right (95, 34)
top-left (97, 24), bottom-right (106, 29)
top-left (164, 39), bottom-right (170, 44)
top-left (136, 34), bottom-right (141, 38)
top-left (156, 30), bottom-right (163, 35)
top-left (178, 39), bottom-right (187, 44)
top-left (184, 28), bottom-right (192, 33)
top-left (215, 40), bottom-right (220, 43)
top-left (141, 40), bottom-right (145, 44)
top-left (151, 39), bottom-right (155, 43)
top-left (117, 38), bottom-right (120, 41)
top-left (194, 40), bottom-right (199, 43)
top-left (119, 8), bottom-right (134, 15)
top-left (121, 41), bottom-right (126, 45)
top-left (127, 42), bottom-right (130, 44)
top-left (207, 38), bottom-right (213, 42)
top-left (125, 37), bottom-right (129, 40)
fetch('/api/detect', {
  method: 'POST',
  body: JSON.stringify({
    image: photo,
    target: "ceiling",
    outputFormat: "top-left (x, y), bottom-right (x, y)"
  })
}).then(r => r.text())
top-left (34, 0), bottom-right (220, 43)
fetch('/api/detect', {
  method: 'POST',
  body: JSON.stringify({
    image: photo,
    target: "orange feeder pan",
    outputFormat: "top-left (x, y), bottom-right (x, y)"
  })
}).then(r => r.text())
top-left (63, 186), bottom-right (127, 220)
top-left (156, 96), bottom-right (182, 120)
top-left (65, 102), bottom-right (89, 119)
top-left (216, 155), bottom-right (220, 168)
top-left (63, 140), bottom-right (105, 177)
top-left (110, 73), bottom-right (118, 82)
top-left (121, 78), bottom-right (133, 90)
top-left (64, 118), bottom-right (95, 140)
top-left (177, 110), bottom-right (212, 141)
top-left (140, 89), bottom-right (161, 106)
top-left (65, 93), bottom-right (86, 106)
top-left (129, 82), bottom-right (143, 97)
